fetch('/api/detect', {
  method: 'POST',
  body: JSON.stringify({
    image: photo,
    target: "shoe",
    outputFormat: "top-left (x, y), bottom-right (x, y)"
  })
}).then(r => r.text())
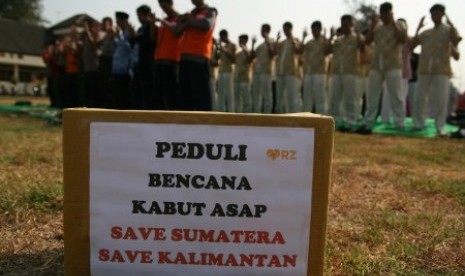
top-left (356, 125), bottom-right (372, 135)
top-left (337, 125), bottom-right (353, 133)
top-left (449, 130), bottom-right (465, 139)
top-left (447, 111), bottom-right (465, 126)
top-left (412, 126), bottom-right (425, 132)
top-left (437, 129), bottom-right (448, 138)
top-left (48, 115), bottom-right (63, 126)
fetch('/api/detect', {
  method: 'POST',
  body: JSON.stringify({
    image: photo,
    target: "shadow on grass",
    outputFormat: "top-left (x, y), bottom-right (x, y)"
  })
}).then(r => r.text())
top-left (0, 248), bottom-right (63, 276)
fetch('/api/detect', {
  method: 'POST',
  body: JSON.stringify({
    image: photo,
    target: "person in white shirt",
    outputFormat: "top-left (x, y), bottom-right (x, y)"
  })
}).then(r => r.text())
top-left (327, 15), bottom-right (365, 131)
top-left (250, 24), bottom-right (275, 113)
top-left (217, 29), bottom-right (236, 112)
top-left (299, 20), bottom-right (330, 115)
top-left (357, 2), bottom-right (407, 135)
top-left (234, 34), bottom-right (253, 113)
top-left (273, 22), bottom-right (301, 113)
top-left (411, 4), bottom-right (462, 135)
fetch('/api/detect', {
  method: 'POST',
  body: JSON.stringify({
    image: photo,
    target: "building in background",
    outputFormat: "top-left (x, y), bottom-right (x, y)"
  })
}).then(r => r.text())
top-left (0, 18), bottom-right (47, 95)
top-left (0, 14), bottom-right (98, 96)
top-left (45, 13), bottom-right (97, 40)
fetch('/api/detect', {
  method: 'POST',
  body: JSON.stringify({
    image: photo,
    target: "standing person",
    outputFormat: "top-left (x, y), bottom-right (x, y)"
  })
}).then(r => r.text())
top-left (234, 34), bottom-right (253, 113)
top-left (327, 15), bottom-right (365, 131)
top-left (133, 5), bottom-right (157, 109)
top-left (357, 2), bottom-right (407, 134)
top-left (217, 29), bottom-right (236, 112)
top-left (154, 0), bottom-right (183, 110)
top-left (300, 20), bottom-right (329, 114)
top-left (356, 30), bottom-right (373, 118)
top-left (406, 51), bottom-right (420, 117)
top-left (63, 25), bottom-right (82, 108)
top-left (380, 18), bottom-right (412, 124)
top-left (42, 42), bottom-right (60, 108)
top-left (274, 22), bottom-right (301, 113)
top-left (177, 0), bottom-right (218, 111)
top-left (54, 38), bottom-right (67, 109)
top-left (325, 27), bottom-right (344, 107)
top-left (411, 4), bottom-right (462, 135)
top-left (250, 24), bottom-right (275, 113)
top-left (209, 38), bottom-right (220, 110)
top-left (112, 11), bottom-right (135, 110)
top-left (97, 17), bottom-right (114, 108)
top-left (82, 19), bottom-right (100, 108)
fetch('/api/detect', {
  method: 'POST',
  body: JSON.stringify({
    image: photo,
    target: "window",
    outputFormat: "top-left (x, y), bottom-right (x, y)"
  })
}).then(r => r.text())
top-left (18, 66), bottom-right (46, 82)
top-left (19, 71), bottom-right (32, 82)
top-left (0, 65), bottom-right (14, 82)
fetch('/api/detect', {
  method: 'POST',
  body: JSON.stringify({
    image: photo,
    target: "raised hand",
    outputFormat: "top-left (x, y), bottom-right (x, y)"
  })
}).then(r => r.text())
top-left (329, 27), bottom-right (336, 40)
top-left (388, 12), bottom-right (395, 25)
top-left (445, 14), bottom-right (455, 28)
top-left (115, 25), bottom-right (122, 37)
top-left (276, 31), bottom-right (282, 42)
top-left (147, 13), bottom-right (156, 23)
top-left (370, 14), bottom-right (379, 30)
top-left (417, 16), bottom-right (426, 31)
top-left (303, 29), bottom-right (308, 40)
top-left (354, 23), bottom-right (360, 35)
top-left (128, 23), bottom-right (136, 37)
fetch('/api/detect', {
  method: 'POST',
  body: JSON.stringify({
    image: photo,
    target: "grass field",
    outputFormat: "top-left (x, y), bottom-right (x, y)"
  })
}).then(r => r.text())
top-left (0, 101), bottom-right (464, 275)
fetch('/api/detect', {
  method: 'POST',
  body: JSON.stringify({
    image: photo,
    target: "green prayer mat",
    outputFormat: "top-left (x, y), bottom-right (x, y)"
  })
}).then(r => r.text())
top-left (372, 118), bottom-right (458, 138)
top-left (336, 118), bottom-right (459, 138)
top-left (0, 104), bottom-right (460, 137)
top-left (0, 104), bottom-right (61, 121)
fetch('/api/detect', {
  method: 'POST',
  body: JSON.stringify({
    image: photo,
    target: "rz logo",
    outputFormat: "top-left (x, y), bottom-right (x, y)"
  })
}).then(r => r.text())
top-left (266, 149), bottom-right (297, 161)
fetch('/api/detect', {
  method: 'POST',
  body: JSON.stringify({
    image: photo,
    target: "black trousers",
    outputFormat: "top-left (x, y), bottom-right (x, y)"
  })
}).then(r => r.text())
top-left (133, 65), bottom-right (154, 110)
top-left (63, 73), bottom-right (81, 108)
top-left (112, 75), bottom-right (131, 110)
top-left (56, 66), bottom-right (66, 109)
top-left (154, 61), bottom-right (179, 110)
top-left (85, 71), bottom-right (99, 108)
top-left (98, 56), bottom-right (113, 109)
top-left (47, 76), bottom-right (60, 108)
top-left (179, 59), bottom-right (211, 111)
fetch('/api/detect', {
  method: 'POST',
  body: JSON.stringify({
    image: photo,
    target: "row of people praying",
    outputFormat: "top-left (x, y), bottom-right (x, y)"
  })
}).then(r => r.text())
top-left (212, 2), bottom-right (461, 136)
top-left (43, 0), bottom-right (217, 111)
top-left (42, 1), bottom-right (461, 136)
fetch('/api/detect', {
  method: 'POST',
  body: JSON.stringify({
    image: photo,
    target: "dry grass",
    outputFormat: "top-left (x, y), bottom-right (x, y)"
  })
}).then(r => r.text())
top-left (0, 112), bottom-right (63, 276)
top-left (328, 134), bottom-right (465, 275)
top-left (0, 108), bottom-right (464, 275)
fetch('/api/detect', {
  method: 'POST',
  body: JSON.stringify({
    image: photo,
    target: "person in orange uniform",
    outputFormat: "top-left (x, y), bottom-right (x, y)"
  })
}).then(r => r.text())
top-left (177, 0), bottom-right (218, 111)
top-left (154, 0), bottom-right (183, 110)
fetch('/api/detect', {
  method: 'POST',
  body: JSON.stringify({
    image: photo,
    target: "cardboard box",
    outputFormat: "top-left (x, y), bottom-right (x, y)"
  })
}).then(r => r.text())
top-left (63, 109), bottom-right (334, 276)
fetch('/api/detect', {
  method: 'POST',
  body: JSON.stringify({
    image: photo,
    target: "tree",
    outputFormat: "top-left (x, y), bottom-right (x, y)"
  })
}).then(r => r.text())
top-left (0, 0), bottom-right (45, 25)
top-left (345, 0), bottom-right (377, 33)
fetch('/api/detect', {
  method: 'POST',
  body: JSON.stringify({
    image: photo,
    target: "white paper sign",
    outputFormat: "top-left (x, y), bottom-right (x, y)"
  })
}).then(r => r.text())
top-left (89, 123), bottom-right (315, 276)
